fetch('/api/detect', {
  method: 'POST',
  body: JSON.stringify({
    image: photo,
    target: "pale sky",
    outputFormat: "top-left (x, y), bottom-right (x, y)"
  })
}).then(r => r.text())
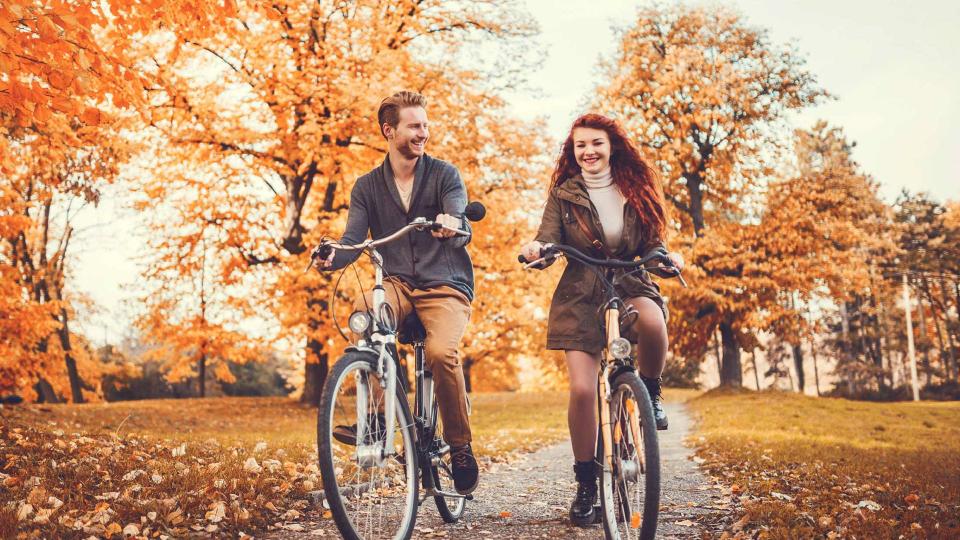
top-left (74, 0), bottom-right (960, 344)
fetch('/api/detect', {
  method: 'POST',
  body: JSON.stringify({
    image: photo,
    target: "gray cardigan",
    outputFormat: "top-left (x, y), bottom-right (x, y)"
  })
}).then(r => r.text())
top-left (330, 154), bottom-right (475, 301)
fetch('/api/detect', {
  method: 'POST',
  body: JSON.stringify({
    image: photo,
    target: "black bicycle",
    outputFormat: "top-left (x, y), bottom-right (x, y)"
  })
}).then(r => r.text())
top-left (308, 204), bottom-right (484, 540)
top-left (520, 243), bottom-right (685, 540)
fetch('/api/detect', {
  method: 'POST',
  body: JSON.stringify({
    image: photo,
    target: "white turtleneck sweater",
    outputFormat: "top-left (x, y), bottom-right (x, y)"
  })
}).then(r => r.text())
top-left (582, 166), bottom-right (626, 250)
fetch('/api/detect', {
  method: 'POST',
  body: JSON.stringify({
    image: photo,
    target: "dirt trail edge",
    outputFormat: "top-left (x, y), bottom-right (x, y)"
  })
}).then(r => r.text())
top-left (266, 402), bottom-right (727, 539)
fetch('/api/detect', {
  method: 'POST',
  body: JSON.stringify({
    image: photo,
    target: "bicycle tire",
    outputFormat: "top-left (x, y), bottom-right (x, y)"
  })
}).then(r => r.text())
top-left (598, 370), bottom-right (660, 540)
top-left (317, 351), bottom-right (419, 540)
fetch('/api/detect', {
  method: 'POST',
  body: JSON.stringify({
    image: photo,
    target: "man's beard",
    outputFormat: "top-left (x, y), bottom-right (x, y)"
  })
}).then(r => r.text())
top-left (398, 138), bottom-right (426, 159)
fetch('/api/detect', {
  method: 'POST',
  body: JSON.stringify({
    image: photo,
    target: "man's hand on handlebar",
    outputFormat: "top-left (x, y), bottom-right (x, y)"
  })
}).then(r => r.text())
top-left (431, 213), bottom-right (461, 239)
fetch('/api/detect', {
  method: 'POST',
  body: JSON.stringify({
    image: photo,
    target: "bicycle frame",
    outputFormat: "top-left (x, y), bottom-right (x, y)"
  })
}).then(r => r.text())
top-left (599, 297), bottom-right (620, 472)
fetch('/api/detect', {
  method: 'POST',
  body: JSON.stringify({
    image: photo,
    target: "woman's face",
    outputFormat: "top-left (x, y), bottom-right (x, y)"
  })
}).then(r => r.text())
top-left (572, 127), bottom-right (611, 175)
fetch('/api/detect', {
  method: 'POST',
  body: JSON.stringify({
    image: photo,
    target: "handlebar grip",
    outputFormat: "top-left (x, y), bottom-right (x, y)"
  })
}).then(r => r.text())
top-left (314, 243), bottom-right (333, 261)
top-left (517, 254), bottom-right (527, 264)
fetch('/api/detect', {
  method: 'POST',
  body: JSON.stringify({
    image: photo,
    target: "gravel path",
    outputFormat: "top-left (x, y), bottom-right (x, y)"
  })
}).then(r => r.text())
top-left (265, 402), bottom-right (726, 539)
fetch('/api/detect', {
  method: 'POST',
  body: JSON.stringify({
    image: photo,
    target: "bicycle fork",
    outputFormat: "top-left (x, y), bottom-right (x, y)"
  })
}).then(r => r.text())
top-left (354, 339), bottom-right (398, 468)
top-left (598, 304), bottom-right (646, 479)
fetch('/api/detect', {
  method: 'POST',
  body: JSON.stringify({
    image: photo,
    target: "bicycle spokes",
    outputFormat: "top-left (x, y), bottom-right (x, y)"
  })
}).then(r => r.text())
top-left (320, 357), bottom-right (417, 539)
top-left (602, 375), bottom-right (659, 540)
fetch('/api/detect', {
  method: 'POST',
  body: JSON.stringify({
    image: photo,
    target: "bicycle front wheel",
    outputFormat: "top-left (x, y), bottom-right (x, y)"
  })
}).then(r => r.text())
top-left (598, 371), bottom-right (660, 540)
top-left (317, 351), bottom-right (419, 540)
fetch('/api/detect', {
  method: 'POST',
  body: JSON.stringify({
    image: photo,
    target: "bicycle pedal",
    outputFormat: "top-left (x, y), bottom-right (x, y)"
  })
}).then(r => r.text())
top-left (466, 494), bottom-right (474, 501)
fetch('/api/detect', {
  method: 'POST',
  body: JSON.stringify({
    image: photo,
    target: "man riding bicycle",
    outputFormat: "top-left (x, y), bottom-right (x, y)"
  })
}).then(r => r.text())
top-left (316, 91), bottom-right (479, 495)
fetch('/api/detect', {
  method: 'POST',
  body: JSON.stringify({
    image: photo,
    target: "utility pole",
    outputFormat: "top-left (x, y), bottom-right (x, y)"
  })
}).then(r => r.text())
top-left (902, 274), bottom-right (919, 401)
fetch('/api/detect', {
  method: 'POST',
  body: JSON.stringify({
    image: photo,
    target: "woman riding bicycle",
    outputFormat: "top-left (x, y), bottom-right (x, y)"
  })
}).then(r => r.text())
top-left (519, 113), bottom-right (683, 527)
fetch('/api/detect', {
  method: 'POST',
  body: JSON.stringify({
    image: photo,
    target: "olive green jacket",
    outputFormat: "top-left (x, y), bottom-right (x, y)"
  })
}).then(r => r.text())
top-left (534, 175), bottom-right (666, 353)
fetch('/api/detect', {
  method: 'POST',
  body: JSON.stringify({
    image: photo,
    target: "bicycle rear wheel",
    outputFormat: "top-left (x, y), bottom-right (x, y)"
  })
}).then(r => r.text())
top-left (317, 351), bottom-right (418, 540)
top-left (598, 371), bottom-right (660, 540)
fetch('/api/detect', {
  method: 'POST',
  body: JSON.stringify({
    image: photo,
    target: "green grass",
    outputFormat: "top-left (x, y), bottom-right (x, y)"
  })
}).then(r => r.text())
top-left (689, 389), bottom-right (960, 539)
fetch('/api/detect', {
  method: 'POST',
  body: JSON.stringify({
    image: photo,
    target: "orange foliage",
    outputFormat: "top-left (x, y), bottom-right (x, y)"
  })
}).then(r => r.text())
top-left (595, 4), bottom-right (837, 385)
top-left (123, 0), bottom-right (546, 396)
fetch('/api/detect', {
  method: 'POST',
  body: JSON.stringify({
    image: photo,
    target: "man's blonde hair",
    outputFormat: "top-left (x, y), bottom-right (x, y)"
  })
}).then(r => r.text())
top-left (377, 91), bottom-right (427, 139)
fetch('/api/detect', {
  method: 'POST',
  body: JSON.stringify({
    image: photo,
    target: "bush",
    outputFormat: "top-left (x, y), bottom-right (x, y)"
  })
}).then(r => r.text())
top-left (221, 360), bottom-right (291, 397)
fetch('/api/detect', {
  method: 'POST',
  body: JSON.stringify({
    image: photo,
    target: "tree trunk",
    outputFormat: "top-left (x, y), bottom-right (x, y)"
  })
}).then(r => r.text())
top-left (302, 338), bottom-right (327, 407)
top-left (840, 301), bottom-right (855, 395)
top-left (923, 277), bottom-right (948, 381)
top-left (791, 343), bottom-right (806, 393)
top-left (302, 287), bottom-right (329, 406)
top-left (750, 349), bottom-right (761, 390)
top-left (938, 272), bottom-right (958, 380)
top-left (867, 286), bottom-right (887, 390)
top-left (916, 289), bottom-right (932, 385)
top-left (717, 320), bottom-right (742, 387)
top-left (34, 379), bottom-right (60, 403)
top-left (684, 173), bottom-right (705, 237)
top-left (57, 308), bottom-right (84, 403)
top-left (713, 328), bottom-right (723, 385)
top-left (198, 354), bottom-right (206, 398)
top-left (811, 340), bottom-right (822, 397)
top-left (876, 287), bottom-right (894, 388)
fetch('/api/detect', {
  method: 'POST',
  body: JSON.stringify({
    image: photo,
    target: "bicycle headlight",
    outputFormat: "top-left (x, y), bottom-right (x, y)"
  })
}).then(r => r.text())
top-left (348, 311), bottom-right (372, 334)
top-left (609, 337), bottom-right (632, 359)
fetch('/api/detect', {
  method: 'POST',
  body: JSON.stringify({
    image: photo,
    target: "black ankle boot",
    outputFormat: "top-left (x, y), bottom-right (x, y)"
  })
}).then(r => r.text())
top-left (641, 376), bottom-right (669, 430)
top-left (569, 460), bottom-right (598, 526)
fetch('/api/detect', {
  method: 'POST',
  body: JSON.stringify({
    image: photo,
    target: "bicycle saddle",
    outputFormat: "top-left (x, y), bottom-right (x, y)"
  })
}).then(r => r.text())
top-left (397, 313), bottom-right (427, 345)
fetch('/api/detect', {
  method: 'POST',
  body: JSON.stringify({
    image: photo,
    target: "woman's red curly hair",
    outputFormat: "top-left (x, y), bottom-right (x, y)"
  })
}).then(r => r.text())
top-left (552, 113), bottom-right (667, 242)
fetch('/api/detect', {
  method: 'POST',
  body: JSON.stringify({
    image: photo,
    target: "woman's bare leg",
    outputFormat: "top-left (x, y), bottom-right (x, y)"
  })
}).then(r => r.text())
top-left (565, 350), bottom-right (601, 461)
top-left (625, 297), bottom-right (668, 379)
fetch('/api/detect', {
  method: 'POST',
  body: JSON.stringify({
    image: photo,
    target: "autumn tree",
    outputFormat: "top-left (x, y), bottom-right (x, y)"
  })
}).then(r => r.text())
top-left (0, 122), bottom-right (129, 402)
top-left (895, 191), bottom-right (960, 383)
top-left (756, 123), bottom-right (892, 393)
top-left (595, 3), bottom-right (826, 386)
top-left (133, 206), bottom-right (267, 397)
top-left (122, 0), bottom-right (543, 403)
top-left (1, 0), bottom-right (253, 402)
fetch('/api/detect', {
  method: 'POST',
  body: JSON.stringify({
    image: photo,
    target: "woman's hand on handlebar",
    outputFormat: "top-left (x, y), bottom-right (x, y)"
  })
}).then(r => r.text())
top-left (646, 250), bottom-right (684, 279)
top-left (667, 252), bottom-right (684, 272)
top-left (519, 240), bottom-right (544, 262)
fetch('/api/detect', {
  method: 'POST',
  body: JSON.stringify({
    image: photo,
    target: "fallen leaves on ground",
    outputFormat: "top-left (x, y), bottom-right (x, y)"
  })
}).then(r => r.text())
top-left (0, 421), bottom-right (318, 538)
top-left (690, 389), bottom-right (960, 539)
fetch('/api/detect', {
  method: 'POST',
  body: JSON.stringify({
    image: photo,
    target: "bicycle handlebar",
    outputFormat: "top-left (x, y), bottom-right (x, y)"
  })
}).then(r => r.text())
top-left (518, 243), bottom-right (686, 285)
top-left (307, 202), bottom-right (487, 272)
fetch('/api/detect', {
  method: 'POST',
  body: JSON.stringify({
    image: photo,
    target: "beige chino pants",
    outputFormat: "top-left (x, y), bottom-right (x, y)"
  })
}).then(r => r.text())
top-left (359, 278), bottom-right (473, 447)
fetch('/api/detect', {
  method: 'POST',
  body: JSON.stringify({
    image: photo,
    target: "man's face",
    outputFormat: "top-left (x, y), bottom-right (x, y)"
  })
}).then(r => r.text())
top-left (386, 106), bottom-right (429, 159)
